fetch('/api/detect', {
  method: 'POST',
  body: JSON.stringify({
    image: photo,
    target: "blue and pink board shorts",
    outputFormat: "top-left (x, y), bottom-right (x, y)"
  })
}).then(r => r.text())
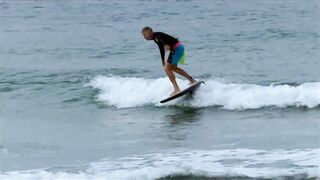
top-left (168, 42), bottom-right (186, 66)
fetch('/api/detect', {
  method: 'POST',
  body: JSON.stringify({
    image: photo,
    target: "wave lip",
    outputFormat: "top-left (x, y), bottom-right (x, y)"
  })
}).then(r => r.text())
top-left (88, 76), bottom-right (320, 109)
top-left (193, 80), bottom-right (320, 110)
top-left (1, 148), bottom-right (319, 180)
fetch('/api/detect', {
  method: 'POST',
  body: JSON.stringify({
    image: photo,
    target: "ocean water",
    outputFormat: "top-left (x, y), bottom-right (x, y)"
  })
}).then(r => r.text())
top-left (0, 0), bottom-right (319, 179)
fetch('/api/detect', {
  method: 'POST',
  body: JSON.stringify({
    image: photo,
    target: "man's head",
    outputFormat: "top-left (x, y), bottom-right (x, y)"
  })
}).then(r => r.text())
top-left (141, 26), bottom-right (153, 40)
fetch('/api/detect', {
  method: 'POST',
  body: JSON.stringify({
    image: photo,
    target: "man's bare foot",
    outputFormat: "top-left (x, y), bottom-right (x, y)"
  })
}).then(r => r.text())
top-left (188, 79), bottom-right (197, 85)
top-left (170, 89), bottom-right (181, 96)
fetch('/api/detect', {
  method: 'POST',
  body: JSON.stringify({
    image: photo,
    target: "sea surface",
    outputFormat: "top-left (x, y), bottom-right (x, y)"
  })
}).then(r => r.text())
top-left (0, 0), bottom-right (320, 179)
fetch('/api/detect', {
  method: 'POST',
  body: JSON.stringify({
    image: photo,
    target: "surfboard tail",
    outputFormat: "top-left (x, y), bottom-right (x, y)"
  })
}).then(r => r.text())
top-left (160, 81), bottom-right (204, 103)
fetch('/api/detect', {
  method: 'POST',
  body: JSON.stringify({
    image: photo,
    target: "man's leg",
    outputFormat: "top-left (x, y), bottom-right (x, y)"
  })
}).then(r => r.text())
top-left (173, 67), bottom-right (197, 85)
top-left (164, 64), bottom-right (181, 96)
top-left (166, 63), bottom-right (197, 85)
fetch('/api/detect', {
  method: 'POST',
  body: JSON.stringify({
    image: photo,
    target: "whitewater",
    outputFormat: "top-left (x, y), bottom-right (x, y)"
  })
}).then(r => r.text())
top-left (1, 148), bottom-right (319, 180)
top-left (89, 76), bottom-right (320, 109)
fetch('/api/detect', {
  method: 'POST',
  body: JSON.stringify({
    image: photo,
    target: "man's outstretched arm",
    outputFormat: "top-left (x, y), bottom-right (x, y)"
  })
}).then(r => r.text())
top-left (157, 42), bottom-right (165, 67)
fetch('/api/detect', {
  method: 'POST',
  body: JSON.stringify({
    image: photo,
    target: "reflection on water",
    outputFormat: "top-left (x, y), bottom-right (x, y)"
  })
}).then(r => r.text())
top-left (162, 107), bottom-right (203, 143)
top-left (166, 107), bottom-right (203, 125)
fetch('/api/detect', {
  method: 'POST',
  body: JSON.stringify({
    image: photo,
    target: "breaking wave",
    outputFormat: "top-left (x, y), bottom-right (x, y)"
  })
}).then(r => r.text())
top-left (88, 76), bottom-right (320, 109)
top-left (1, 148), bottom-right (319, 180)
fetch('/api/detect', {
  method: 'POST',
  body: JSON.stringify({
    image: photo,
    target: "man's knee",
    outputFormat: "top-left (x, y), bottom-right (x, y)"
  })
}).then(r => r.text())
top-left (164, 65), bottom-right (171, 74)
top-left (166, 63), bottom-right (177, 71)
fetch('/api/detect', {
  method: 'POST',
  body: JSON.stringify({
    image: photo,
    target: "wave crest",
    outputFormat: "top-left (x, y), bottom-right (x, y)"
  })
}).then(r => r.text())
top-left (88, 76), bottom-right (320, 109)
top-left (1, 149), bottom-right (319, 180)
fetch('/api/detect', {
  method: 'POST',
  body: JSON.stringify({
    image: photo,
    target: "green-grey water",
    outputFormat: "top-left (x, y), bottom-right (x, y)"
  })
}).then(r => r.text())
top-left (0, 1), bottom-right (319, 179)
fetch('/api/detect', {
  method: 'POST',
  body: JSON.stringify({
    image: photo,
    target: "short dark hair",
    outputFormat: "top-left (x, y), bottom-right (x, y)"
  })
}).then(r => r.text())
top-left (141, 26), bottom-right (153, 33)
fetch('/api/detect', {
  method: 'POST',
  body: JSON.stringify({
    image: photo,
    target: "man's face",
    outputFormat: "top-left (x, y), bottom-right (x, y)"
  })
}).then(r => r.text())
top-left (142, 30), bottom-right (153, 40)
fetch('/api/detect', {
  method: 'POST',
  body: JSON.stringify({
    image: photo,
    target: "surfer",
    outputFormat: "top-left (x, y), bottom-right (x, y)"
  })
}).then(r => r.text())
top-left (141, 27), bottom-right (197, 96)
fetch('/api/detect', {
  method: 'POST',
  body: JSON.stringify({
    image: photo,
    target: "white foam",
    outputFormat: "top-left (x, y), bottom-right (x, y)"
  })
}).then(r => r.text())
top-left (88, 76), bottom-right (188, 108)
top-left (1, 149), bottom-right (319, 180)
top-left (88, 76), bottom-right (320, 109)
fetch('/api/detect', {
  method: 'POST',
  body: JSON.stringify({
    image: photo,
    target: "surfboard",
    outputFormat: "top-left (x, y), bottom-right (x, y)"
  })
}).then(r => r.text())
top-left (160, 81), bottom-right (204, 103)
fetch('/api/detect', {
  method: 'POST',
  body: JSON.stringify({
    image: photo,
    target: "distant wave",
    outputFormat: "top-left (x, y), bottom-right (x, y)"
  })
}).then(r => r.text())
top-left (88, 76), bottom-right (320, 109)
top-left (1, 148), bottom-right (319, 180)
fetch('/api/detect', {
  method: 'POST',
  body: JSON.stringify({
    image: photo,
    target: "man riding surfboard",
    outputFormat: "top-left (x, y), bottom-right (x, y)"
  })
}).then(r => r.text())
top-left (141, 27), bottom-right (196, 96)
